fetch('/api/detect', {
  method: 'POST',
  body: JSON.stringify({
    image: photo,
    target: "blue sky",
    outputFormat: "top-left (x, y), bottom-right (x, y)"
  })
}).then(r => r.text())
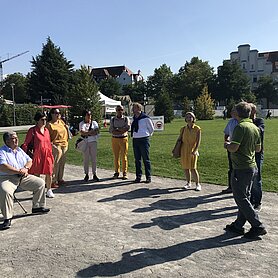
top-left (1, 0), bottom-right (278, 79)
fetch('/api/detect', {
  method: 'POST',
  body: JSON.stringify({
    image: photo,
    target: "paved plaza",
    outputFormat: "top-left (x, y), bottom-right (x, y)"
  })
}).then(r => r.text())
top-left (1, 164), bottom-right (278, 277)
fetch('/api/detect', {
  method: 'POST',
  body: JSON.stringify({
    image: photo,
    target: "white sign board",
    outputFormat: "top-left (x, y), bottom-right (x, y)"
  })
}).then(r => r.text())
top-left (128, 116), bottom-right (164, 131)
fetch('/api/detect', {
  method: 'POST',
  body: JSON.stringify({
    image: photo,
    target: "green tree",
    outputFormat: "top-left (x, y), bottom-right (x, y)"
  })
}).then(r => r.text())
top-left (241, 91), bottom-right (257, 104)
top-left (214, 60), bottom-right (250, 102)
top-left (2, 73), bottom-right (29, 103)
top-left (28, 37), bottom-right (74, 104)
top-left (194, 85), bottom-right (215, 120)
top-left (183, 96), bottom-right (192, 116)
top-left (154, 87), bottom-right (174, 123)
top-left (122, 80), bottom-right (147, 102)
top-left (68, 66), bottom-right (101, 126)
top-left (174, 57), bottom-right (215, 101)
top-left (99, 77), bottom-right (121, 98)
top-left (146, 64), bottom-right (173, 98)
top-left (256, 75), bottom-right (278, 108)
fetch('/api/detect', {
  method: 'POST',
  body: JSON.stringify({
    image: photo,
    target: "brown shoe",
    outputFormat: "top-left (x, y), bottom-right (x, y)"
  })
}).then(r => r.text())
top-left (51, 182), bottom-right (59, 188)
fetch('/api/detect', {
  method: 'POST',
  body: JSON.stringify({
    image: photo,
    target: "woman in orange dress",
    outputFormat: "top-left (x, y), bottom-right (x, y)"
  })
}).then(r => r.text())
top-left (22, 111), bottom-right (55, 198)
top-left (180, 112), bottom-right (202, 191)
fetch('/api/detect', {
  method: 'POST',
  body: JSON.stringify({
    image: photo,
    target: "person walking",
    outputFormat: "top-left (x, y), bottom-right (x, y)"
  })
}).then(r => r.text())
top-left (181, 112), bottom-right (202, 191)
top-left (79, 110), bottom-right (100, 182)
top-left (109, 105), bottom-right (130, 180)
top-left (131, 103), bottom-right (154, 183)
top-left (46, 108), bottom-right (69, 188)
top-left (224, 102), bottom-right (267, 239)
top-left (221, 107), bottom-right (238, 194)
top-left (22, 112), bottom-right (55, 198)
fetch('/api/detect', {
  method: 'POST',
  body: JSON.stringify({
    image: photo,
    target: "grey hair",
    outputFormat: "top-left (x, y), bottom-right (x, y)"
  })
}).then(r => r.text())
top-left (3, 131), bottom-right (17, 144)
top-left (235, 102), bottom-right (251, 118)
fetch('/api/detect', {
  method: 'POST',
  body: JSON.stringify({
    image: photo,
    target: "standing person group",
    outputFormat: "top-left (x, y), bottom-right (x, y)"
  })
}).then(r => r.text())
top-left (224, 102), bottom-right (267, 239)
top-left (79, 110), bottom-right (100, 182)
top-left (109, 105), bottom-right (130, 180)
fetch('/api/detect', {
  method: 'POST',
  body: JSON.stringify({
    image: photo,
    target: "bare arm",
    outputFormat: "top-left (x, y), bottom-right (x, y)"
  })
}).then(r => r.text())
top-left (224, 142), bottom-right (239, 153)
top-left (0, 163), bottom-right (30, 177)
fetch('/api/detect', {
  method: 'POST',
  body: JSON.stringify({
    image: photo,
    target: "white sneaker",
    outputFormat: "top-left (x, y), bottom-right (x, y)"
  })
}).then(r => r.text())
top-left (184, 182), bottom-right (191, 190)
top-left (195, 184), bottom-right (202, 191)
top-left (46, 189), bottom-right (55, 198)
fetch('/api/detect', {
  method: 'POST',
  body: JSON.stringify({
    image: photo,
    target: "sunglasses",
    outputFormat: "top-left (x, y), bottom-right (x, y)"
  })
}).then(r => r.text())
top-left (54, 112), bottom-right (61, 115)
top-left (40, 118), bottom-right (47, 121)
top-left (117, 109), bottom-right (123, 111)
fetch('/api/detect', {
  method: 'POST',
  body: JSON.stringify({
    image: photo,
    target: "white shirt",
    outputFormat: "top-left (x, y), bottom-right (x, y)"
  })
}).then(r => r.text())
top-left (132, 117), bottom-right (154, 138)
top-left (79, 120), bottom-right (99, 142)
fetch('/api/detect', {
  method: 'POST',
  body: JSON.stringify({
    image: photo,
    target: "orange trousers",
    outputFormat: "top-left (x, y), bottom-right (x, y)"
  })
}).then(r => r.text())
top-left (111, 137), bottom-right (128, 174)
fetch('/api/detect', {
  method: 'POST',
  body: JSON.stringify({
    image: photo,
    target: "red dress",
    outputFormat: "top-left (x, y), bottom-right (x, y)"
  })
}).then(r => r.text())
top-left (22, 126), bottom-right (54, 175)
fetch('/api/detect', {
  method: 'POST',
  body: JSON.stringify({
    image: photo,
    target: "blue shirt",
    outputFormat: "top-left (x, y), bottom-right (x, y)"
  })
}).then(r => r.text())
top-left (224, 118), bottom-right (238, 139)
top-left (0, 145), bottom-right (31, 176)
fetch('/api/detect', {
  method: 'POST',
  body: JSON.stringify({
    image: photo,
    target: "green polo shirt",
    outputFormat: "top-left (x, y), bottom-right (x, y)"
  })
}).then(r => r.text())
top-left (230, 118), bottom-right (261, 169)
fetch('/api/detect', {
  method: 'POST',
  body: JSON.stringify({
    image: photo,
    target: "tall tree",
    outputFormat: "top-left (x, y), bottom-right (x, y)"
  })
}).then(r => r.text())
top-left (68, 65), bottom-right (101, 126)
top-left (98, 77), bottom-right (121, 98)
top-left (146, 64), bottom-right (173, 98)
top-left (154, 87), bottom-right (174, 123)
top-left (122, 80), bottom-right (147, 102)
top-left (1, 73), bottom-right (29, 103)
top-left (28, 37), bottom-right (74, 104)
top-left (255, 75), bottom-right (278, 108)
top-left (214, 60), bottom-right (250, 102)
top-left (174, 57), bottom-right (215, 101)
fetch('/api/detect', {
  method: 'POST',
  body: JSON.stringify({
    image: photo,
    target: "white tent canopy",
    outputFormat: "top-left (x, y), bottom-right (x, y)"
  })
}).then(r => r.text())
top-left (98, 91), bottom-right (121, 113)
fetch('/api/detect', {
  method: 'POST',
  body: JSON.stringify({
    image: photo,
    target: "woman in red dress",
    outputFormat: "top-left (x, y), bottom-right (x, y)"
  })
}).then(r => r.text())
top-left (22, 112), bottom-right (55, 198)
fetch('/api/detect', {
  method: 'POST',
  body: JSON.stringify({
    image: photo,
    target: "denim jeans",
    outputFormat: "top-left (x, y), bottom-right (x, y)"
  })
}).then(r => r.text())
top-left (132, 137), bottom-right (151, 179)
top-left (251, 153), bottom-right (264, 206)
top-left (231, 168), bottom-right (264, 229)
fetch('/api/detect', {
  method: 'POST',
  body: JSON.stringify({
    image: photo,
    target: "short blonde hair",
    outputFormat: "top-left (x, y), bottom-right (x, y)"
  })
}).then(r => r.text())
top-left (185, 112), bottom-right (196, 123)
top-left (133, 102), bottom-right (142, 111)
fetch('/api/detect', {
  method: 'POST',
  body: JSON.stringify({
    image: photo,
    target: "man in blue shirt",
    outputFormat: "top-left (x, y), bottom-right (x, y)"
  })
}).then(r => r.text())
top-left (0, 131), bottom-right (50, 230)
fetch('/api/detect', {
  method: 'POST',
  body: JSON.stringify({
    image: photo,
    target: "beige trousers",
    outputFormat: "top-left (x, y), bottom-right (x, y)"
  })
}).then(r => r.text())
top-left (83, 141), bottom-right (97, 175)
top-left (52, 145), bottom-right (68, 183)
top-left (0, 175), bottom-right (46, 219)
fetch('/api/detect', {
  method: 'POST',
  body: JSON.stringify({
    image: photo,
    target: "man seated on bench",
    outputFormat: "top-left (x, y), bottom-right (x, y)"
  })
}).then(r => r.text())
top-left (0, 131), bottom-right (50, 230)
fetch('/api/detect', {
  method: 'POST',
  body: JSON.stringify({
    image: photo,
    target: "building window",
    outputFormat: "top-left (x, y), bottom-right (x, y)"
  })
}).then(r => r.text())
top-left (251, 64), bottom-right (254, 69)
top-left (242, 63), bottom-right (245, 69)
top-left (253, 77), bottom-right (257, 83)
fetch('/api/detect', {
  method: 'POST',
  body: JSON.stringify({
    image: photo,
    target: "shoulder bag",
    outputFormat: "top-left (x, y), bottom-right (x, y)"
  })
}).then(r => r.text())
top-left (172, 127), bottom-right (185, 158)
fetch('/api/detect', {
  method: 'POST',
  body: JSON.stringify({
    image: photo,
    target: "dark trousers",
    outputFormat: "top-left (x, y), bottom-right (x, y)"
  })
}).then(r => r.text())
top-left (231, 168), bottom-right (264, 229)
top-left (227, 151), bottom-right (233, 188)
top-left (251, 153), bottom-right (264, 206)
top-left (133, 137), bottom-right (151, 179)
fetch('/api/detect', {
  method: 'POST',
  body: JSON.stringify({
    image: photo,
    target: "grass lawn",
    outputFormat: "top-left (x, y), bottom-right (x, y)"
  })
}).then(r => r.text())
top-left (1, 118), bottom-right (277, 192)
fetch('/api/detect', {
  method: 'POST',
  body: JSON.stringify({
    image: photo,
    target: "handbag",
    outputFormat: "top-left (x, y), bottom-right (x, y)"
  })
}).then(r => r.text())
top-left (172, 127), bottom-right (185, 158)
top-left (75, 137), bottom-right (88, 153)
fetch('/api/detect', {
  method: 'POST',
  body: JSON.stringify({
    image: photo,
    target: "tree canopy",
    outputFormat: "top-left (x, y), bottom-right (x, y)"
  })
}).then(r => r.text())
top-left (28, 37), bottom-right (74, 104)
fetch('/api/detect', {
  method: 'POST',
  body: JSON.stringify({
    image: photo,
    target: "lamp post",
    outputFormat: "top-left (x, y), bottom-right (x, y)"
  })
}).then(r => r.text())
top-left (143, 93), bottom-right (148, 113)
top-left (10, 83), bottom-right (16, 126)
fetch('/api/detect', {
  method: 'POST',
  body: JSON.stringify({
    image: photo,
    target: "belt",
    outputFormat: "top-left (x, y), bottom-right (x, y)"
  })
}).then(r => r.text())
top-left (113, 135), bottom-right (128, 138)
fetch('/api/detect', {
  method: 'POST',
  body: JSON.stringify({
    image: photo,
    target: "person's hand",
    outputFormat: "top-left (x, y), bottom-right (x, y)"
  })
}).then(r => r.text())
top-left (19, 168), bottom-right (28, 177)
top-left (224, 141), bottom-right (230, 149)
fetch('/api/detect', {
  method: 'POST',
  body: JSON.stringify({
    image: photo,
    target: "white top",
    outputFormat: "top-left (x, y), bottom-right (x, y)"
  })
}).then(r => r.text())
top-left (224, 118), bottom-right (238, 140)
top-left (79, 120), bottom-right (99, 142)
top-left (132, 117), bottom-right (154, 138)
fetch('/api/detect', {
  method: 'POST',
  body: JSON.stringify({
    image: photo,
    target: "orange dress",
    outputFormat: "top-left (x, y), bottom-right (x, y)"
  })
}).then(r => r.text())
top-left (22, 126), bottom-right (54, 175)
top-left (180, 124), bottom-right (201, 169)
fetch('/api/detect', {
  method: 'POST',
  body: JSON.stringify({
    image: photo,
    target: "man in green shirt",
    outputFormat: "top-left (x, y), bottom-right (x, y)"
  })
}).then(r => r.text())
top-left (224, 102), bottom-right (267, 239)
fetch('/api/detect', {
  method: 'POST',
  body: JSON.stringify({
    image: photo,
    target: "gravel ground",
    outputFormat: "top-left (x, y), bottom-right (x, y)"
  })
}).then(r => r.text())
top-left (1, 164), bottom-right (277, 278)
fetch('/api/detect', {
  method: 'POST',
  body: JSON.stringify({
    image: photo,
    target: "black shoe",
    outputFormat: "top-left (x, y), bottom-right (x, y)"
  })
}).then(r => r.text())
top-left (146, 177), bottom-right (152, 183)
top-left (244, 227), bottom-right (267, 239)
top-left (84, 174), bottom-right (89, 182)
top-left (32, 207), bottom-right (50, 214)
top-left (93, 174), bottom-right (100, 182)
top-left (113, 172), bottom-right (119, 179)
top-left (224, 223), bottom-right (245, 235)
top-left (221, 187), bottom-right (233, 194)
top-left (134, 177), bottom-right (141, 183)
top-left (1, 219), bottom-right (12, 230)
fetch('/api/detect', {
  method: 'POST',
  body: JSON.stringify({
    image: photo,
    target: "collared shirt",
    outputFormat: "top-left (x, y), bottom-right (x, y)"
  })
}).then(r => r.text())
top-left (231, 118), bottom-right (261, 169)
top-left (79, 120), bottom-right (99, 142)
top-left (0, 145), bottom-right (31, 176)
top-left (109, 116), bottom-right (130, 137)
top-left (132, 117), bottom-right (154, 138)
top-left (224, 118), bottom-right (238, 139)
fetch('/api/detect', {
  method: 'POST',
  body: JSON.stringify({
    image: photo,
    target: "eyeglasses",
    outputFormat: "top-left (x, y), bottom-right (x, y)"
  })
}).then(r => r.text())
top-left (117, 109), bottom-right (123, 111)
top-left (40, 118), bottom-right (47, 121)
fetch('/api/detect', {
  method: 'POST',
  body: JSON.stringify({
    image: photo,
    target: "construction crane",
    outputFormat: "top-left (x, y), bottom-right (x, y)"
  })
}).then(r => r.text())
top-left (0, 50), bottom-right (29, 85)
